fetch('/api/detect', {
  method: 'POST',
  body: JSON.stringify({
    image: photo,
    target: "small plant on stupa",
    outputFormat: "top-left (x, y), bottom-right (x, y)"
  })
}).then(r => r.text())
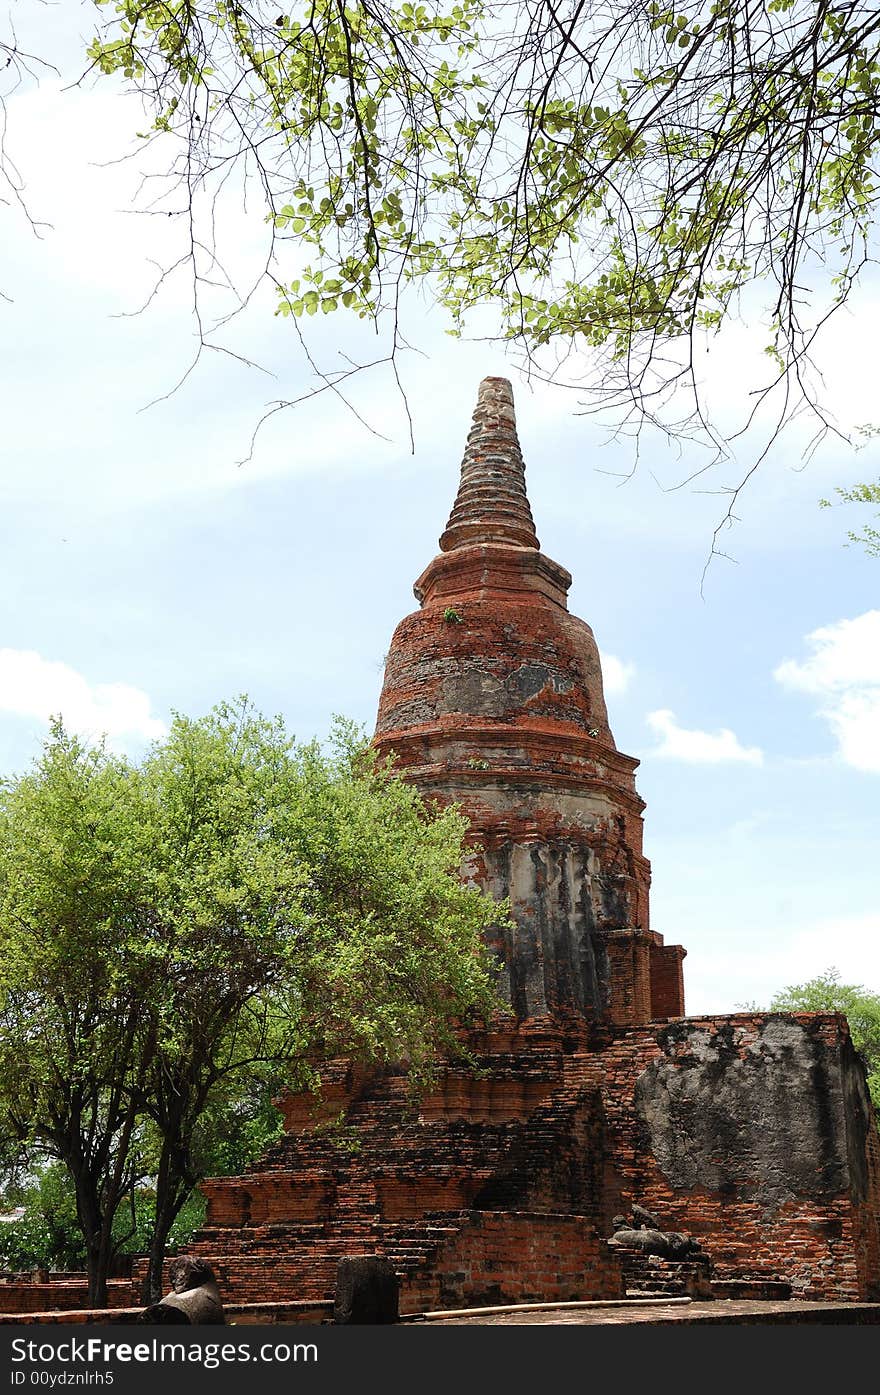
top-left (444, 607), bottom-right (463, 624)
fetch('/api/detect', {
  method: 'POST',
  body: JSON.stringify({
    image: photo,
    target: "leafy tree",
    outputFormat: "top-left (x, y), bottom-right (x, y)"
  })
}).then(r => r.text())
top-left (0, 1204), bottom-right (63, 1276)
top-left (116, 704), bottom-right (309, 1303)
top-left (0, 1163), bottom-right (86, 1274)
top-left (41, 0), bottom-right (876, 532)
top-left (0, 702), bottom-right (501, 1305)
top-left (130, 705), bottom-right (502, 1301)
top-left (770, 968), bottom-right (880, 1113)
top-left (0, 1164), bottom-right (208, 1275)
top-left (113, 1185), bottom-right (208, 1262)
top-left (0, 728), bottom-right (159, 1305)
top-left (821, 480), bottom-right (880, 557)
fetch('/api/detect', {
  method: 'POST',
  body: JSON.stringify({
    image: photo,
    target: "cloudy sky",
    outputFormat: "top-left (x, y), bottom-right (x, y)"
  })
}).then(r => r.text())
top-left (3, 4), bottom-right (879, 1014)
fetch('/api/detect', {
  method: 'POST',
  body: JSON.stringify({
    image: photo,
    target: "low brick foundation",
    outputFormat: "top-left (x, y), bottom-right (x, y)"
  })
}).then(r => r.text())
top-left (401, 1212), bottom-right (621, 1312)
top-left (0, 1281), bottom-right (136, 1314)
top-left (0, 1300), bottom-right (332, 1325)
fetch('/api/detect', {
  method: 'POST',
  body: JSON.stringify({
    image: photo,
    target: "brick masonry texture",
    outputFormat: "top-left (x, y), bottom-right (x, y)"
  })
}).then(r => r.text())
top-left (593, 1013), bottom-right (880, 1301)
top-left (172, 1030), bottom-right (628, 1313)
top-left (0, 1282), bottom-right (134, 1313)
top-left (172, 1011), bottom-right (878, 1310)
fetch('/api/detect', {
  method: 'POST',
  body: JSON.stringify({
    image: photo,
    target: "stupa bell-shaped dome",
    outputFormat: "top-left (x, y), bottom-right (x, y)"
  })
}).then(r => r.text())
top-left (376, 376), bottom-right (615, 754)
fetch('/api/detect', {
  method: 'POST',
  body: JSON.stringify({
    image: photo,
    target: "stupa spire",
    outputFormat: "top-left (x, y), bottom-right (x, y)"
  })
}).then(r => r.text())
top-left (439, 377), bottom-right (540, 552)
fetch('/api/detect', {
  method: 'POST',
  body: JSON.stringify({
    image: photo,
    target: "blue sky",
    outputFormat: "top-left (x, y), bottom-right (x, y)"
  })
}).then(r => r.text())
top-left (2, 7), bottom-right (879, 1013)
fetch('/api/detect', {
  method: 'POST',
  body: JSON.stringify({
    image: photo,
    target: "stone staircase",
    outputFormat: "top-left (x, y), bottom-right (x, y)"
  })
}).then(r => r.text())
top-left (615, 1248), bottom-right (714, 1300)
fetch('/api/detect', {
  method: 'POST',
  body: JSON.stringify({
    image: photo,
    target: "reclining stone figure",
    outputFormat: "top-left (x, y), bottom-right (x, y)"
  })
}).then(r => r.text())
top-left (152, 1257), bottom-right (226, 1325)
top-left (610, 1226), bottom-right (702, 1260)
top-left (609, 1207), bottom-right (704, 1261)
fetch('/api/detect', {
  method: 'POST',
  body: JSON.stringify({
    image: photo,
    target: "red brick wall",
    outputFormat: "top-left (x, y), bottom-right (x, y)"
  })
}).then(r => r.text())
top-left (5, 1020), bottom-right (874, 1321)
top-left (122, 1014), bottom-right (879, 1312)
top-left (588, 1014), bottom-right (880, 1302)
top-left (599, 931), bottom-right (652, 1027)
top-left (0, 1281), bottom-right (135, 1315)
top-left (852, 1086), bottom-right (880, 1299)
top-left (400, 1212), bottom-right (623, 1313)
top-left (202, 1173), bottom-right (337, 1227)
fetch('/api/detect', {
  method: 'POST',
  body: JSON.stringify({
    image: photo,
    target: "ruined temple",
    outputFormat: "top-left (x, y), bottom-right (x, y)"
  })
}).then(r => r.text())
top-left (181, 378), bottom-right (880, 1311)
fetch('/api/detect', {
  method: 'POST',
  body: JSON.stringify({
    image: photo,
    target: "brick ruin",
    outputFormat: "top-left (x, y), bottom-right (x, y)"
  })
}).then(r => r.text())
top-left (180, 377), bottom-right (880, 1311)
top-left (373, 373), bottom-right (681, 1027)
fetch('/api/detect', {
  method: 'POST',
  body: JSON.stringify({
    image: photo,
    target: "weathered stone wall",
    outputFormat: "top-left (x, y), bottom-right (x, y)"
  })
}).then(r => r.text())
top-left (151, 1014), bottom-right (879, 1311)
top-left (590, 1013), bottom-right (880, 1301)
top-left (9, 1011), bottom-right (874, 1319)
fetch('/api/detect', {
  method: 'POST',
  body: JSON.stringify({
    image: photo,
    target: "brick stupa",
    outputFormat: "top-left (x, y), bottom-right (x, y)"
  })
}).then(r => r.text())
top-left (374, 375), bottom-right (684, 1028)
top-left (179, 379), bottom-right (880, 1311)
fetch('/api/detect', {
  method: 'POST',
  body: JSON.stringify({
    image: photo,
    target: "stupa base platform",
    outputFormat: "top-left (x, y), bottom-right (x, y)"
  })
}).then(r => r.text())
top-left (165, 1013), bottom-right (879, 1312)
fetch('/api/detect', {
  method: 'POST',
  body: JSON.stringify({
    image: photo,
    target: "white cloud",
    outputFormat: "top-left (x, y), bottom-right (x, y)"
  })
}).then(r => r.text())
top-left (600, 652), bottom-right (635, 696)
top-left (774, 611), bottom-right (880, 772)
top-left (774, 611), bottom-right (880, 693)
top-left (0, 650), bottom-right (166, 752)
top-left (646, 708), bottom-right (764, 765)
top-left (684, 912), bottom-right (880, 1015)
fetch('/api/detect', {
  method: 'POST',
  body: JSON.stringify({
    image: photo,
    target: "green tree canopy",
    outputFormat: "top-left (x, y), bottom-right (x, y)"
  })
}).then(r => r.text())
top-left (0, 728), bottom-right (156, 1304)
top-left (46, 1), bottom-right (875, 524)
top-left (4, 3), bottom-right (880, 543)
top-left (0, 702), bottom-right (501, 1304)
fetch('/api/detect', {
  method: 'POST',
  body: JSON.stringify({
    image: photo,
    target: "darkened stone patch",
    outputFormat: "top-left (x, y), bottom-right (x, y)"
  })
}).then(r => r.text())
top-left (471, 1170), bottom-right (531, 1208)
top-left (634, 1018), bottom-right (851, 1209)
top-left (506, 662), bottom-right (573, 703)
top-left (840, 1033), bottom-right (873, 1201)
top-left (809, 1218), bottom-right (843, 1239)
top-left (333, 1257), bottom-right (399, 1325)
